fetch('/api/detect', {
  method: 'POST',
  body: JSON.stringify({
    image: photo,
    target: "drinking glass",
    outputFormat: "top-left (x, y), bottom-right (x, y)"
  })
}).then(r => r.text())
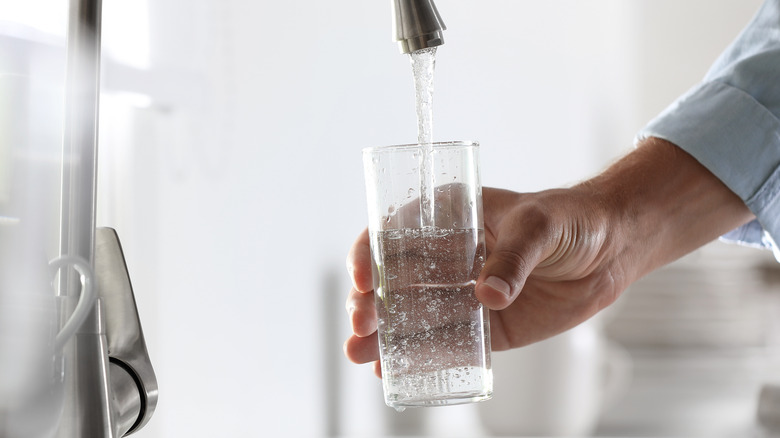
top-left (362, 141), bottom-right (492, 409)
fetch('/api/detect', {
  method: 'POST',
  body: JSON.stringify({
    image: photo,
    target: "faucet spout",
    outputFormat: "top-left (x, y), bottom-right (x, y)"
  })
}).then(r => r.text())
top-left (392, 0), bottom-right (446, 54)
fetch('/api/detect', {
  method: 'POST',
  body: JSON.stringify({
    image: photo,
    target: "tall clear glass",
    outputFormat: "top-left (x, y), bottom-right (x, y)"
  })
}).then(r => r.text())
top-left (362, 141), bottom-right (492, 409)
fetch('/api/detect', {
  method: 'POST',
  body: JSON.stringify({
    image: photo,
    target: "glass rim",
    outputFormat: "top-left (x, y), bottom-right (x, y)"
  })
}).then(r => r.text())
top-left (363, 140), bottom-right (479, 154)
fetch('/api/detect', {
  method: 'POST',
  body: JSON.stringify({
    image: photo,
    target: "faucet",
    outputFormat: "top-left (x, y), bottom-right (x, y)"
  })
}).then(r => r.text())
top-left (53, 0), bottom-right (158, 436)
top-left (391, 0), bottom-right (447, 54)
top-left (97, 228), bottom-right (159, 435)
top-left (51, 228), bottom-right (159, 437)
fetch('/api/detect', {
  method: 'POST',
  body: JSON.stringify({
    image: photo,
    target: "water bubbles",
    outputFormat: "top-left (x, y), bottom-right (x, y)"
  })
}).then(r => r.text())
top-left (375, 228), bottom-right (490, 405)
top-left (388, 230), bottom-right (403, 239)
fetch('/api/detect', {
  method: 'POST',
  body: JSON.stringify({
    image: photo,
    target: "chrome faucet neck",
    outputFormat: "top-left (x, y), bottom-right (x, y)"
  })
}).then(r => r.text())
top-left (391, 0), bottom-right (447, 54)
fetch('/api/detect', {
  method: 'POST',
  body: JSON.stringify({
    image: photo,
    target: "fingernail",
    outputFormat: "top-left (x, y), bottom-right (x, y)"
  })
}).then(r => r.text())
top-left (483, 276), bottom-right (511, 297)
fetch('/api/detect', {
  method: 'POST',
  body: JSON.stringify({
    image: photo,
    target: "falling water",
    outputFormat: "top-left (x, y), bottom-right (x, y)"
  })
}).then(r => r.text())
top-left (409, 47), bottom-right (437, 228)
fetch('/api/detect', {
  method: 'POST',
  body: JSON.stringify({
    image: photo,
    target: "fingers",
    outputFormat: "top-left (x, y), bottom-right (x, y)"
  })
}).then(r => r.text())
top-left (343, 287), bottom-right (381, 377)
top-left (345, 287), bottom-right (377, 338)
top-left (343, 331), bottom-right (380, 364)
top-left (346, 228), bottom-right (373, 293)
top-left (345, 228), bottom-right (377, 338)
top-left (475, 204), bottom-right (553, 310)
top-left (345, 229), bottom-right (380, 373)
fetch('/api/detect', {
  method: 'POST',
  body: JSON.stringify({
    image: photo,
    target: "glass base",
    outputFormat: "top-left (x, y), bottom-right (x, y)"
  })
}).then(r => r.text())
top-left (382, 366), bottom-right (493, 410)
top-left (386, 389), bottom-right (492, 410)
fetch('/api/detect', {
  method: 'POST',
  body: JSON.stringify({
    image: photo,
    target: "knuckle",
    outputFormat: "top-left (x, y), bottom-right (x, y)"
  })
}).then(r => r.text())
top-left (489, 248), bottom-right (532, 286)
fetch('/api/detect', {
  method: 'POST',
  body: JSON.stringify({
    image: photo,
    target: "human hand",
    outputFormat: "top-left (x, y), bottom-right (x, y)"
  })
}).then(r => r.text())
top-left (343, 185), bottom-right (624, 376)
top-left (344, 138), bottom-right (753, 375)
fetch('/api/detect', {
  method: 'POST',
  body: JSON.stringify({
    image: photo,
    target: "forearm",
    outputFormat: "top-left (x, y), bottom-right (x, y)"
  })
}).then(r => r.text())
top-left (585, 137), bottom-right (754, 282)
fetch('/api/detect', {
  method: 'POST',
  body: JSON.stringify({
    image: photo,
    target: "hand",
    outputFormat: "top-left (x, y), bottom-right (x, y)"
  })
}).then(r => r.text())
top-left (344, 138), bottom-right (753, 375)
top-left (343, 186), bottom-right (622, 375)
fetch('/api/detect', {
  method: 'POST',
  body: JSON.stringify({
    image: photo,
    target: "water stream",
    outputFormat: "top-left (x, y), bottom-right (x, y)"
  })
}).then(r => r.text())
top-left (409, 47), bottom-right (437, 228)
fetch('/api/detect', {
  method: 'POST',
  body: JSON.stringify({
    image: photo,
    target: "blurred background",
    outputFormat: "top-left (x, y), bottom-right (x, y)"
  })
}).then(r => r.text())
top-left (2, 0), bottom-right (779, 436)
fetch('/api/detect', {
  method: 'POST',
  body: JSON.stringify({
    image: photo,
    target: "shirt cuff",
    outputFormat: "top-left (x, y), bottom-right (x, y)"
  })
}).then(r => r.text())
top-left (637, 80), bottom-right (780, 256)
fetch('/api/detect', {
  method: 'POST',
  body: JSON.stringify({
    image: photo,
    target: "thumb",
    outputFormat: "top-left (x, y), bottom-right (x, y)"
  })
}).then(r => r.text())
top-left (475, 215), bottom-right (552, 310)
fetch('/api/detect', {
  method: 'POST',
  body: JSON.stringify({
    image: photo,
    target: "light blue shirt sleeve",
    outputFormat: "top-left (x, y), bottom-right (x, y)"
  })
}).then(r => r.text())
top-left (637, 0), bottom-right (780, 259)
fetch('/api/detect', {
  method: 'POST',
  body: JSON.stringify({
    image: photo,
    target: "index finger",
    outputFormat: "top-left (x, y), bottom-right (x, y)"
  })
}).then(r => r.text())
top-left (346, 228), bottom-right (373, 293)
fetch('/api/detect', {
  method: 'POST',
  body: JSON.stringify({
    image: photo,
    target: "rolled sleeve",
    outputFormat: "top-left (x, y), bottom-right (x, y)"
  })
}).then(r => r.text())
top-left (636, 0), bottom-right (780, 258)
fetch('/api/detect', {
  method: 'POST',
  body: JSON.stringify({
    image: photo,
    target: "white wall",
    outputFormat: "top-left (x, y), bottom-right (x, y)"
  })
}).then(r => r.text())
top-left (95, 1), bottom-right (764, 436)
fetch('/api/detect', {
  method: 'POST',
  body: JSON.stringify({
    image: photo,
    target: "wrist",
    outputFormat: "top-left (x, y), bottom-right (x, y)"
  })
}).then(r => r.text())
top-left (582, 137), bottom-right (754, 282)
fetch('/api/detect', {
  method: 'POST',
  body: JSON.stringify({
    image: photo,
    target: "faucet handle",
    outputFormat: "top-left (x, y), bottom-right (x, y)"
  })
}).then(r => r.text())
top-left (392, 0), bottom-right (447, 54)
top-left (95, 228), bottom-right (158, 436)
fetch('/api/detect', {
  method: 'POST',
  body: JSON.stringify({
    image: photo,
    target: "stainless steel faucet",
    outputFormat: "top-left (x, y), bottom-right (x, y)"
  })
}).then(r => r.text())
top-left (54, 0), bottom-right (158, 436)
top-left (96, 228), bottom-right (158, 436)
top-left (54, 229), bottom-right (158, 438)
top-left (391, 0), bottom-right (447, 54)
